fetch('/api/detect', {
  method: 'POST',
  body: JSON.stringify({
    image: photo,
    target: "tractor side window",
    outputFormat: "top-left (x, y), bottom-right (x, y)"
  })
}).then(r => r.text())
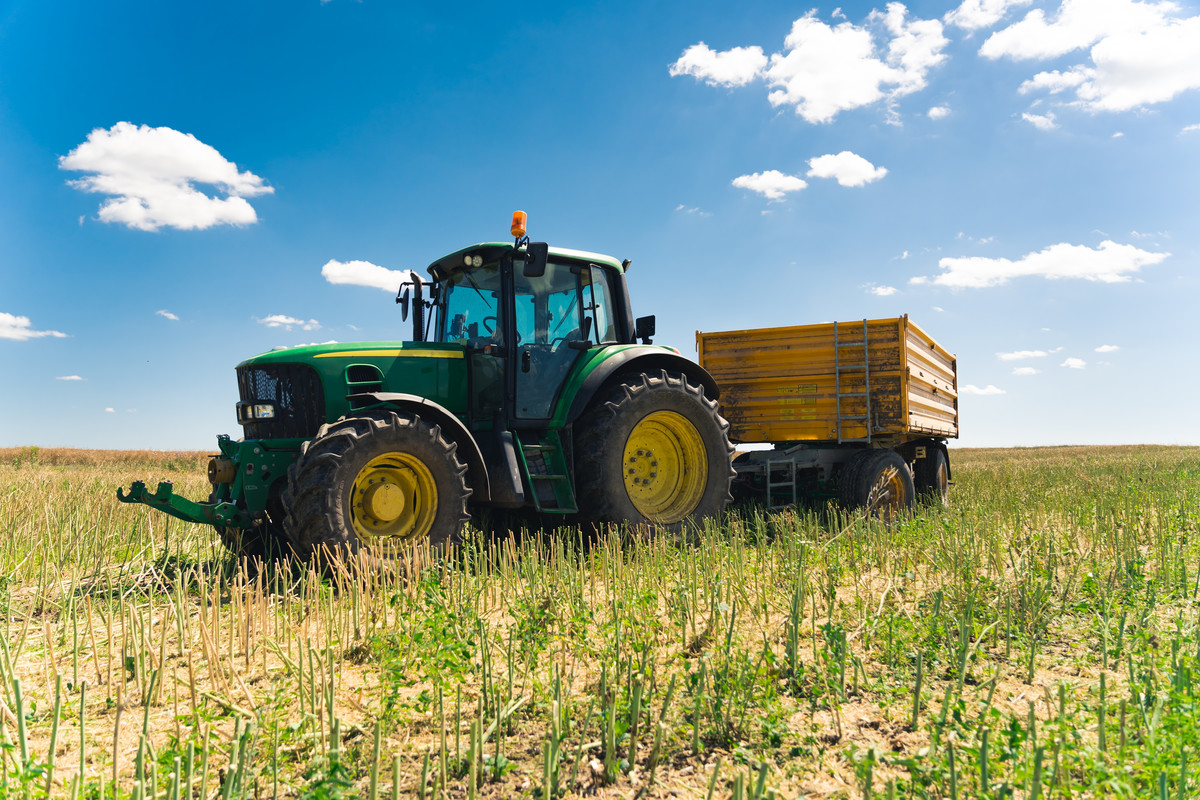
top-left (583, 266), bottom-right (618, 344)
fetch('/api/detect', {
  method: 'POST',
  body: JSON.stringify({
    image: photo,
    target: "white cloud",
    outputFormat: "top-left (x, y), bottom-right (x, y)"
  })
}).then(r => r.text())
top-left (986, 1), bottom-right (1200, 113)
top-left (961, 384), bottom-right (1007, 395)
top-left (981, 0), bottom-right (1176, 60)
top-left (59, 122), bottom-right (272, 232)
top-left (1095, 344), bottom-right (1120, 352)
top-left (1012, 366), bottom-right (1041, 375)
top-left (321, 259), bottom-right (415, 293)
top-left (256, 315), bottom-right (321, 331)
top-left (928, 105), bottom-right (951, 119)
top-left (1183, 123), bottom-right (1200, 134)
top-left (945, 0), bottom-right (1033, 31)
top-left (0, 312), bottom-right (67, 341)
top-left (1061, 357), bottom-right (1087, 368)
top-left (673, 6), bottom-right (948, 124)
top-left (1022, 111), bottom-right (1058, 130)
top-left (104, 408), bottom-right (115, 413)
top-left (807, 151), bottom-right (888, 186)
top-left (675, 204), bottom-right (712, 217)
top-left (998, 349), bottom-right (1048, 360)
top-left (912, 240), bottom-right (1168, 288)
top-left (668, 43), bottom-right (768, 87)
top-left (932, 305), bottom-right (945, 312)
top-left (56, 375), bottom-right (85, 381)
top-left (731, 170), bottom-right (807, 200)
top-left (869, 285), bottom-right (899, 296)
top-left (156, 309), bottom-right (179, 321)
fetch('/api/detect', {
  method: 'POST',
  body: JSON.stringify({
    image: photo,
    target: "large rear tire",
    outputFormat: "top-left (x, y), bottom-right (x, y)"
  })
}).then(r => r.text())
top-left (283, 411), bottom-right (470, 563)
top-left (839, 449), bottom-right (914, 522)
top-left (574, 370), bottom-right (734, 531)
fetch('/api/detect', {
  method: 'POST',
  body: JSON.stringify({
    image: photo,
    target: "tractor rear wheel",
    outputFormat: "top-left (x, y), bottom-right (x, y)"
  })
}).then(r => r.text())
top-left (913, 446), bottom-right (949, 506)
top-left (839, 449), bottom-right (914, 522)
top-left (283, 410), bottom-right (470, 563)
top-left (574, 370), bottom-right (734, 532)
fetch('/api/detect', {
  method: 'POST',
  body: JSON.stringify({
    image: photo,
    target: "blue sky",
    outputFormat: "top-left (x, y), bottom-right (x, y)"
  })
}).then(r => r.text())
top-left (1, 0), bottom-right (1197, 450)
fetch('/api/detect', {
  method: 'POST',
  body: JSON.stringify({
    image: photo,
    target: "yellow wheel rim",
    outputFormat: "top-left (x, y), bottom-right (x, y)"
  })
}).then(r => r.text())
top-left (623, 411), bottom-right (708, 523)
top-left (350, 453), bottom-right (438, 543)
top-left (867, 464), bottom-right (909, 521)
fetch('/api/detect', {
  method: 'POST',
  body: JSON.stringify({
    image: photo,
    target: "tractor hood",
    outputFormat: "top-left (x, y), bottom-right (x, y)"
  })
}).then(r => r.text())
top-left (234, 341), bottom-right (469, 440)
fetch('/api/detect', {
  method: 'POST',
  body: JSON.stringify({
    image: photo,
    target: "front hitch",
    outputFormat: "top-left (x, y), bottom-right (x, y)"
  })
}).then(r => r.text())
top-left (117, 480), bottom-right (256, 528)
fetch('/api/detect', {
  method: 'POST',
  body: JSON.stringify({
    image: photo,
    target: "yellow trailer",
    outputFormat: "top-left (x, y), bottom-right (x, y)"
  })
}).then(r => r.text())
top-left (696, 316), bottom-right (957, 516)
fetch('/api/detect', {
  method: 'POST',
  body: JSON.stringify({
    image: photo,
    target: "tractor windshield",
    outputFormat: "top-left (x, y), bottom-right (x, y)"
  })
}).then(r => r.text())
top-left (436, 258), bottom-right (618, 350)
top-left (438, 262), bottom-right (503, 348)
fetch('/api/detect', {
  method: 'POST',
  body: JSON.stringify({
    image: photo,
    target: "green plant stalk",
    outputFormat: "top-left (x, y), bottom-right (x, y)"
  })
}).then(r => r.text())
top-left (46, 675), bottom-right (62, 797)
top-left (911, 653), bottom-right (924, 731)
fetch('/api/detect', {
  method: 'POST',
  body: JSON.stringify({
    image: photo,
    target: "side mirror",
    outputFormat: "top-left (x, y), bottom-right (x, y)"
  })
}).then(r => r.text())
top-left (635, 315), bottom-right (655, 345)
top-left (523, 242), bottom-right (549, 278)
top-left (396, 284), bottom-right (411, 322)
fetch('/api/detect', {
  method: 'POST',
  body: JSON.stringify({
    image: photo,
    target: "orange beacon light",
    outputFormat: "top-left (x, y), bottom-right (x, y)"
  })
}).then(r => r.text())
top-left (511, 210), bottom-right (527, 239)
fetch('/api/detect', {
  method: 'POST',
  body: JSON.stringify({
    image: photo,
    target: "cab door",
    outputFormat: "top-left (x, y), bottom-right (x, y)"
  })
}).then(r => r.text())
top-left (512, 263), bottom-right (617, 420)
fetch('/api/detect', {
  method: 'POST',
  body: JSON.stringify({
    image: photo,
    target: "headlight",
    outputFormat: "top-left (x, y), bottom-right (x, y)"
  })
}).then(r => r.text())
top-left (236, 402), bottom-right (277, 424)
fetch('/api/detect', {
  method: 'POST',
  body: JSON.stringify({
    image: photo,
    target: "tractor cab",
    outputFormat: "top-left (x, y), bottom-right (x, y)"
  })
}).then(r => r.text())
top-left (401, 215), bottom-right (635, 430)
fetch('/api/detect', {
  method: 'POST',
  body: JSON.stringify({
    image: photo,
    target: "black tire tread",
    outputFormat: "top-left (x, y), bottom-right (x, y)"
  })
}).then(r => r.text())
top-left (573, 369), bottom-right (735, 530)
top-left (282, 410), bottom-right (470, 562)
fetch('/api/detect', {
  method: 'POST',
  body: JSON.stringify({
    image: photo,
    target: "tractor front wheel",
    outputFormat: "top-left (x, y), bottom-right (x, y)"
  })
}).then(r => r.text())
top-left (574, 370), bottom-right (734, 531)
top-left (283, 411), bottom-right (470, 563)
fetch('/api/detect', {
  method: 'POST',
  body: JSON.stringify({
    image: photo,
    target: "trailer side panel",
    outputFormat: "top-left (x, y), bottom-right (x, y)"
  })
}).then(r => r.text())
top-left (697, 316), bottom-right (957, 444)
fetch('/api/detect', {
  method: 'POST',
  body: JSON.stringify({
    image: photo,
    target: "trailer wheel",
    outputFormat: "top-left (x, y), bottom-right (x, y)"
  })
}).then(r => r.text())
top-left (574, 369), bottom-right (734, 531)
top-left (913, 446), bottom-right (949, 506)
top-left (283, 410), bottom-right (470, 563)
top-left (839, 449), bottom-right (914, 522)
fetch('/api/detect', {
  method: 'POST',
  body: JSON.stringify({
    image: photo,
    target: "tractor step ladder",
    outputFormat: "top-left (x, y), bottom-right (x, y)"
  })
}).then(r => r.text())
top-left (514, 430), bottom-right (578, 514)
top-left (834, 320), bottom-right (873, 444)
top-left (765, 458), bottom-right (797, 509)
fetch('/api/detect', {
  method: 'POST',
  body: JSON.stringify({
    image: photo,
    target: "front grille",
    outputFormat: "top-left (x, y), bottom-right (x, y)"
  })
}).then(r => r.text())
top-left (236, 363), bottom-right (325, 439)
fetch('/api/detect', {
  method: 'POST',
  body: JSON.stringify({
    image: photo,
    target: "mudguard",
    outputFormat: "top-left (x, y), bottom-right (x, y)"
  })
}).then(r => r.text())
top-left (345, 392), bottom-right (491, 502)
top-left (564, 346), bottom-right (721, 424)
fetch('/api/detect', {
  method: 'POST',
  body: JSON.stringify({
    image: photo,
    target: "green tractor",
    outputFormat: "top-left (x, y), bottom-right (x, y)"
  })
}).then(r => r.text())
top-left (119, 213), bottom-right (735, 560)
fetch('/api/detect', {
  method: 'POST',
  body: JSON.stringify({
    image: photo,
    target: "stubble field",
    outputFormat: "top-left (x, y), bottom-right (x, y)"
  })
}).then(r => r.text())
top-left (0, 444), bottom-right (1198, 798)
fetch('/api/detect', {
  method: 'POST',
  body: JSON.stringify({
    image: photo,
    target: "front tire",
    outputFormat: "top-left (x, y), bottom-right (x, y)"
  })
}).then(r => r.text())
top-left (574, 370), bottom-right (734, 531)
top-left (283, 411), bottom-right (470, 562)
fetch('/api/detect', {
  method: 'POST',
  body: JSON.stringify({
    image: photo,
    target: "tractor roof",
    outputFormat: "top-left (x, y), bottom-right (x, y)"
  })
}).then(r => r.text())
top-left (427, 242), bottom-right (624, 280)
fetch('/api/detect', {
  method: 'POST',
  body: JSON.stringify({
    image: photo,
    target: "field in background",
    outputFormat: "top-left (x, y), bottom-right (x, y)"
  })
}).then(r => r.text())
top-left (0, 444), bottom-right (1198, 798)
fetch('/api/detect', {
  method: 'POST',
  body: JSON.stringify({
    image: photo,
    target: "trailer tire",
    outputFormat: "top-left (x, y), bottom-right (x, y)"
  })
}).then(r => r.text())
top-left (839, 449), bottom-right (914, 522)
top-left (913, 446), bottom-right (949, 506)
top-left (574, 369), bottom-right (734, 533)
top-left (283, 410), bottom-right (470, 563)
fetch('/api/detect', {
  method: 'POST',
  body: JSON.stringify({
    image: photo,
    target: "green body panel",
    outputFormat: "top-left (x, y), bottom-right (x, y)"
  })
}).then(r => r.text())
top-left (547, 343), bottom-right (680, 427)
top-left (240, 340), bottom-right (469, 421)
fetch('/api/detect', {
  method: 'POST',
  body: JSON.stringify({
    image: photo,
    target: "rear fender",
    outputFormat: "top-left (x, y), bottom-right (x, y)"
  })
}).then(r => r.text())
top-left (564, 347), bottom-right (721, 424)
top-left (345, 392), bottom-right (490, 502)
